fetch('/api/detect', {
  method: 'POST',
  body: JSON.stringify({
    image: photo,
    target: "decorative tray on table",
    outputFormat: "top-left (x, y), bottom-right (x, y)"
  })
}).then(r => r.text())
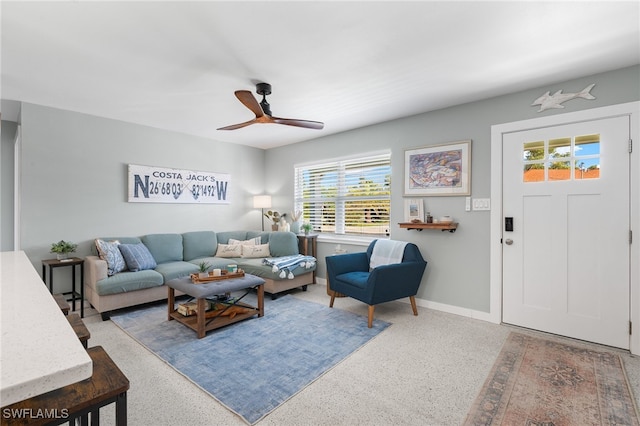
top-left (190, 269), bottom-right (245, 284)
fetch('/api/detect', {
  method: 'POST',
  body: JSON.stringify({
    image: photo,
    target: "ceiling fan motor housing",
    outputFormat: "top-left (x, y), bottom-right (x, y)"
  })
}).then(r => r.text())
top-left (256, 83), bottom-right (272, 115)
top-left (256, 83), bottom-right (271, 96)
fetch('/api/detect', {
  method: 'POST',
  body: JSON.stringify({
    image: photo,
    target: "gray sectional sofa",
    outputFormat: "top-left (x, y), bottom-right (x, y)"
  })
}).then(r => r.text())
top-left (84, 230), bottom-right (316, 320)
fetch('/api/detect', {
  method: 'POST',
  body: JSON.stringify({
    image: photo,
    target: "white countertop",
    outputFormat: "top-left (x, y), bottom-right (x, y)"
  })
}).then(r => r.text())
top-left (0, 251), bottom-right (92, 406)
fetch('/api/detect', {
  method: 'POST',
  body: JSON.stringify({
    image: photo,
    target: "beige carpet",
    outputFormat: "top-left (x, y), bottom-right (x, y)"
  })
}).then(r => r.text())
top-left (464, 332), bottom-right (640, 426)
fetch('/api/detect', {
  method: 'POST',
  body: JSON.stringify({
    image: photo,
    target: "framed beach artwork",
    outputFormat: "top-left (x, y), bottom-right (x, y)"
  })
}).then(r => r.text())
top-left (404, 140), bottom-right (471, 196)
top-left (404, 198), bottom-right (424, 223)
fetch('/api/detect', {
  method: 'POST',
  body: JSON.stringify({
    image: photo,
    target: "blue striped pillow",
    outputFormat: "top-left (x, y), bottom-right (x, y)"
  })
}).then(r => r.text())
top-left (118, 243), bottom-right (157, 272)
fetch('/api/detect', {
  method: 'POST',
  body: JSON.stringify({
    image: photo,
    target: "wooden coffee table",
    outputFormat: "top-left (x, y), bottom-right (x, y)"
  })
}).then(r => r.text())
top-left (166, 274), bottom-right (265, 338)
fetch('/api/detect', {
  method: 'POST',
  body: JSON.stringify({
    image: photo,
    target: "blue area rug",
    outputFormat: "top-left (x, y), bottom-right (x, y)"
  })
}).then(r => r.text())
top-left (111, 295), bottom-right (390, 424)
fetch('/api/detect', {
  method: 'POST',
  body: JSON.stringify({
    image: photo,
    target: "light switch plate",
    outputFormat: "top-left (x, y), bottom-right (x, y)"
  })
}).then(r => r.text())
top-left (472, 198), bottom-right (491, 211)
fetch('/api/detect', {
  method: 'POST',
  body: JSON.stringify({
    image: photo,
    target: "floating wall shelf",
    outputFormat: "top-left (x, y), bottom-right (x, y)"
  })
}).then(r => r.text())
top-left (398, 222), bottom-right (458, 233)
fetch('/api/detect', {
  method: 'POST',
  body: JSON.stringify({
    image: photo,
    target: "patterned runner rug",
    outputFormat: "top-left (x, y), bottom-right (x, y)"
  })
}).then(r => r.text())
top-left (111, 295), bottom-right (389, 424)
top-left (464, 332), bottom-right (639, 425)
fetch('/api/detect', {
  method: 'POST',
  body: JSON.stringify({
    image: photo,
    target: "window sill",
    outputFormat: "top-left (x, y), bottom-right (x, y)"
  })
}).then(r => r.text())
top-left (317, 233), bottom-right (387, 247)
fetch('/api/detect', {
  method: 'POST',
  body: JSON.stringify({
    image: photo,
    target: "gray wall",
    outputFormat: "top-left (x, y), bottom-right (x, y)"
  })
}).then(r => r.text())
top-left (264, 65), bottom-right (640, 314)
top-left (15, 103), bottom-right (265, 292)
top-left (1, 121), bottom-right (17, 251)
top-left (3, 65), bottom-right (638, 304)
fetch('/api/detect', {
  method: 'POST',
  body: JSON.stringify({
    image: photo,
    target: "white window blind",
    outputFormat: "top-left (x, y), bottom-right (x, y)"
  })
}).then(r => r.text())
top-left (294, 153), bottom-right (391, 236)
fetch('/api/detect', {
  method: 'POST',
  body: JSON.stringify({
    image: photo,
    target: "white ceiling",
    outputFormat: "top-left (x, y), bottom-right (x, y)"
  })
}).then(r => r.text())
top-left (2, 1), bottom-right (639, 149)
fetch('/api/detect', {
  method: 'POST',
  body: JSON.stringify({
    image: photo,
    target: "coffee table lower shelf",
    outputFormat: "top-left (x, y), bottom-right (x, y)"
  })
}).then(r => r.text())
top-left (167, 284), bottom-right (264, 339)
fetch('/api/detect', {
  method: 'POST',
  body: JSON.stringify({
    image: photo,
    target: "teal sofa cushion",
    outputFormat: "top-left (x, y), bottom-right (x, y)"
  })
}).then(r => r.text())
top-left (268, 232), bottom-right (299, 257)
top-left (182, 231), bottom-right (217, 261)
top-left (216, 231), bottom-right (249, 244)
top-left (247, 231), bottom-right (271, 243)
top-left (95, 270), bottom-right (164, 296)
top-left (142, 233), bottom-right (183, 263)
top-left (154, 261), bottom-right (199, 282)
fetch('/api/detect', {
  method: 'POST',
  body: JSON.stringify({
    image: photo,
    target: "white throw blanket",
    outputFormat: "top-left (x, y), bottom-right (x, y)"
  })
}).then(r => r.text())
top-left (262, 255), bottom-right (317, 279)
top-left (369, 240), bottom-right (407, 269)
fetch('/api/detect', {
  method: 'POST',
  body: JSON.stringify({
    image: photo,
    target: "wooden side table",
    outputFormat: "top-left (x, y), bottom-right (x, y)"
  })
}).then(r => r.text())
top-left (297, 233), bottom-right (317, 284)
top-left (42, 258), bottom-right (85, 318)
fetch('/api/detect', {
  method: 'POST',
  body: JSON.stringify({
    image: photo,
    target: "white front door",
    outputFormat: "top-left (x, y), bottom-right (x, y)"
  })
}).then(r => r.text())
top-left (502, 116), bottom-right (630, 349)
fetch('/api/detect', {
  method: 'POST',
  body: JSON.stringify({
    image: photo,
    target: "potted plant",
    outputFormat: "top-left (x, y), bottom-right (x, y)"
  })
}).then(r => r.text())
top-left (197, 261), bottom-right (212, 279)
top-left (301, 222), bottom-right (313, 235)
top-left (50, 240), bottom-right (78, 260)
top-left (264, 211), bottom-right (286, 231)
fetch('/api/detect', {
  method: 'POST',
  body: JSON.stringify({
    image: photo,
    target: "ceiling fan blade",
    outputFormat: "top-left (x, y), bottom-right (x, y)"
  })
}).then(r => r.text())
top-left (219, 84), bottom-right (323, 131)
top-left (217, 119), bottom-right (258, 131)
top-left (234, 90), bottom-right (264, 118)
top-left (271, 117), bottom-right (324, 130)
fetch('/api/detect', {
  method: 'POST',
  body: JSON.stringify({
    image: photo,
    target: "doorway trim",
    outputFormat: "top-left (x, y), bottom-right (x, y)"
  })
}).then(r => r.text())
top-left (490, 101), bottom-right (640, 354)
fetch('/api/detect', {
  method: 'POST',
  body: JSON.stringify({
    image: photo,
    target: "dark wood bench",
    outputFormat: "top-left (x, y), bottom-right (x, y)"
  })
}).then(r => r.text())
top-left (1, 346), bottom-right (129, 425)
top-left (52, 294), bottom-right (70, 315)
top-left (66, 313), bottom-right (90, 349)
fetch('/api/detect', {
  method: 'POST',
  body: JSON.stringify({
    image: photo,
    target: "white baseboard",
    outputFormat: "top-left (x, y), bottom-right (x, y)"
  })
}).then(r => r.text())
top-left (412, 297), bottom-right (495, 323)
top-left (316, 278), bottom-right (496, 324)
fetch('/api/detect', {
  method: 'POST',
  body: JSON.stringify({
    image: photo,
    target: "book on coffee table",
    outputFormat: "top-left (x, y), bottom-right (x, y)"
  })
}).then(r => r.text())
top-left (177, 302), bottom-right (200, 316)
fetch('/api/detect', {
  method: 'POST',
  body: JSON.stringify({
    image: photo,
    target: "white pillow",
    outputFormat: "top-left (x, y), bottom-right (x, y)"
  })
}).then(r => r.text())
top-left (228, 237), bottom-right (262, 246)
top-left (241, 244), bottom-right (271, 258)
top-left (215, 243), bottom-right (242, 258)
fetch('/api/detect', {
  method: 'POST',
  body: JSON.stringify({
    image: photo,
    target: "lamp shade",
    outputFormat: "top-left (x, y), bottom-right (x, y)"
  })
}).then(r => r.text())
top-left (253, 195), bottom-right (272, 209)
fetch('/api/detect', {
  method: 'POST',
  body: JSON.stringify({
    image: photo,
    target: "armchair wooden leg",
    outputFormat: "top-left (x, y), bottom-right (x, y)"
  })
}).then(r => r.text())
top-left (367, 305), bottom-right (374, 328)
top-left (329, 292), bottom-right (336, 308)
top-left (410, 295), bottom-right (418, 316)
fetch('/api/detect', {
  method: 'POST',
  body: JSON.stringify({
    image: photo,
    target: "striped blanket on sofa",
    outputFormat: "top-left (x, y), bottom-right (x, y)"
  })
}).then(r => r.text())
top-left (262, 255), bottom-right (317, 279)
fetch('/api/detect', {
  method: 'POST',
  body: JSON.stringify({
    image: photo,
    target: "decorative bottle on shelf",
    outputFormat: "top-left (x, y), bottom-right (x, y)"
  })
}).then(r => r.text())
top-left (426, 212), bottom-right (433, 223)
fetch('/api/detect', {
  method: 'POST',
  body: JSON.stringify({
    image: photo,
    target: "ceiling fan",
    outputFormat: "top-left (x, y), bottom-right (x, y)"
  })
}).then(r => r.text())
top-left (217, 83), bottom-right (324, 131)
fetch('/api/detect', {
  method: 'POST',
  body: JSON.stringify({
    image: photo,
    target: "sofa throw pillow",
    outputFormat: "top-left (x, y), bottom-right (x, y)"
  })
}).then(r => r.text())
top-left (95, 239), bottom-right (127, 276)
top-left (118, 243), bottom-right (157, 272)
top-left (228, 237), bottom-right (262, 246)
top-left (241, 243), bottom-right (271, 258)
top-left (215, 243), bottom-right (242, 258)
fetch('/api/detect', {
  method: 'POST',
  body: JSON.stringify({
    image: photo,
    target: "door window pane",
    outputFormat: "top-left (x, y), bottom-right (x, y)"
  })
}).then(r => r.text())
top-left (522, 134), bottom-right (600, 183)
top-left (575, 134), bottom-right (600, 156)
top-left (523, 141), bottom-right (545, 161)
top-left (549, 137), bottom-right (571, 159)
top-left (548, 161), bottom-right (571, 180)
top-left (575, 158), bottom-right (600, 180)
top-left (523, 164), bottom-right (545, 182)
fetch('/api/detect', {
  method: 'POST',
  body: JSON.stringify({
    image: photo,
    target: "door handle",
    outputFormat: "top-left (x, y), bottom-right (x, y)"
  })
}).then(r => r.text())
top-left (505, 239), bottom-right (513, 245)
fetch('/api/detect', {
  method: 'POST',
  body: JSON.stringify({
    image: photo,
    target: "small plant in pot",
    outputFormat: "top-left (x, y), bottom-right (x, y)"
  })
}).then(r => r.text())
top-left (50, 240), bottom-right (78, 260)
top-left (197, 261), bottom-right (212, 279)
top-left (301, 222), bottom-right (313, 235)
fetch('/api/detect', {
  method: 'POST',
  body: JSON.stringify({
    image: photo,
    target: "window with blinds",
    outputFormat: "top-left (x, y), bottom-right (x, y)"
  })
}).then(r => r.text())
top-left (294, 153), bottom-right (391, 236)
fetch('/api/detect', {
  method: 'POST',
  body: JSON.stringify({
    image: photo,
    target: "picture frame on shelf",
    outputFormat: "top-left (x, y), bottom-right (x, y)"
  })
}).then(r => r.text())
top-left (404, 198), bottom-right (424, 223)
top-left (404, 140), bottom-right (471, 196)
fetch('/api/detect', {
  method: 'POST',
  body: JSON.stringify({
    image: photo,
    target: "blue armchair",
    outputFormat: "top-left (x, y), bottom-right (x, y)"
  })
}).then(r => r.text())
top-left (326, 240), bottom-right (427, 327)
